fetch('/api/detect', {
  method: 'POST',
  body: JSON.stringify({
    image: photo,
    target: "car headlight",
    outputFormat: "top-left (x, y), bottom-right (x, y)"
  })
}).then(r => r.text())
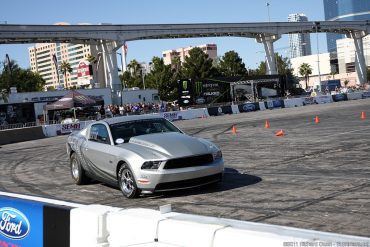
top-left (212, 150), bottom-right (222, 161)
top-left (141, 161), bottom-right (162, 170)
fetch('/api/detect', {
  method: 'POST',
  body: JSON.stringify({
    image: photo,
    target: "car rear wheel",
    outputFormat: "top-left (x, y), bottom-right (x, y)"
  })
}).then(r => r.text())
top-left (70, 153), bottom-right (89, 185)
top-left (118, 164), bottom-right (141, 198)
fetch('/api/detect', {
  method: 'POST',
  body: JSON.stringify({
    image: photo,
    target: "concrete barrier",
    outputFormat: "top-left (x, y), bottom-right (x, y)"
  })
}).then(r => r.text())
top-left (0, 126), bottom-right (45, 145)
top-left (284, 98), bottom-right (304, 108)
top-left (1, 193), bottom-right (370, 247)
top-left (347, 92), bottom-right (363, 100)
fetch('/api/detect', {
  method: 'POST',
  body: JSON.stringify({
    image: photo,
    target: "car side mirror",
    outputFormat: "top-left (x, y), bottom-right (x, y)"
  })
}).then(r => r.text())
top-left (115, 138), bottom-right (124, 144)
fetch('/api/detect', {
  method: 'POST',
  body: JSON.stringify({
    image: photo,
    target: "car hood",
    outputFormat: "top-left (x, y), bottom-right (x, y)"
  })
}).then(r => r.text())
top-left (122, 132), bottom-right (211, 158)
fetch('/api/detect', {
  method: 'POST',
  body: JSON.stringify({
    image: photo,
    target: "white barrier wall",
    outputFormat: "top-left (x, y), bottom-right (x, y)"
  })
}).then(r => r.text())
top-left (347, 92), bottom-right (363, 100)
top-left (69, 206), bottom-right (370, 247)
top-left (284, 98), bottom-right (304, 108)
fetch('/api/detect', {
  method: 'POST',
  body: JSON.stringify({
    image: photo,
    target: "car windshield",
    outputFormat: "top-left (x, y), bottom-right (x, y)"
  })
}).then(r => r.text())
top-left (110, 118), bottom-right (182, 144)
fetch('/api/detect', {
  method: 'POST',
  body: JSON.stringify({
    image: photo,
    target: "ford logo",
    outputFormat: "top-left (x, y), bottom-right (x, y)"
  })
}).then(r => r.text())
top-left (195, 97), bottom-right (206, 104)
top-left (0, 207), bottom-right (30, 240)
top-left (242, 104), bottom-right (255, 112)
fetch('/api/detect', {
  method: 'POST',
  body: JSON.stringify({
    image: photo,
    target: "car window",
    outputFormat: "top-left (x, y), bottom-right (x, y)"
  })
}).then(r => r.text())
top-left (110, 118), bottom-right (181, 144)
top-left (89, 124), bottom-right (111, 144)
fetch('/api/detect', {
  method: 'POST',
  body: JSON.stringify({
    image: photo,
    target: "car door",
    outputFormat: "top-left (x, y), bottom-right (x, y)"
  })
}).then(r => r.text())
top-left (83, 123), bottom-right (116, 181)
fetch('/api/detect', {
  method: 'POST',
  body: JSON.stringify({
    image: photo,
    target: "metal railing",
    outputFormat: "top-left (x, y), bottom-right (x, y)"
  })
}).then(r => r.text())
top-left (0, 120), bottom-right (58, 131)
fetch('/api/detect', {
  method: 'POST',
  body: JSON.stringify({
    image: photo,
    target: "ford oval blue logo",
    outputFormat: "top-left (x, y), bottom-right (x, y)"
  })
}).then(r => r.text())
top-left (242, 104), bottom-right (255, 112)
top-left (0, 207), bottom-right (30, 240)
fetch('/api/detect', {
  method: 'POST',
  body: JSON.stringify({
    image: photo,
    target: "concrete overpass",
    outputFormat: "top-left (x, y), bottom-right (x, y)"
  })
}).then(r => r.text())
top-left (0, 21), bottom-right (369, 102)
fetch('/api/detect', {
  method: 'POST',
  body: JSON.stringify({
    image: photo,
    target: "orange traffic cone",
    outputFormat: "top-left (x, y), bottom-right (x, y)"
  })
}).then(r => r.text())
top-left (265, 120), bottom-right (270, 128)
top-left (275, 129), bottom-right (285, 137)
top-left (232, 125), bottom-right (237, 135)
top-left (361, 111), bottom-right (365, 120)
top-left (315, 116), bottom-right (320, 124)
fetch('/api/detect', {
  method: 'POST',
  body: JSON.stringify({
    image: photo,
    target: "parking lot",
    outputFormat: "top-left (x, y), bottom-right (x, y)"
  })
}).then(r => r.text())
top-left (0, 99), bottom-right (369, 237)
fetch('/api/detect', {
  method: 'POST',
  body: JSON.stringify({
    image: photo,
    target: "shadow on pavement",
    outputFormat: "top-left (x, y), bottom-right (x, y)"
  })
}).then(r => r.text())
top-left (151, 167), bottom-right (262, 199)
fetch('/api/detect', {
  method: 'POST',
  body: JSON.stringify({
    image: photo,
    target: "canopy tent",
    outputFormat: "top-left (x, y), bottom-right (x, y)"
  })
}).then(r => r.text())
top-left (44, 90), bottom-right (97, 111)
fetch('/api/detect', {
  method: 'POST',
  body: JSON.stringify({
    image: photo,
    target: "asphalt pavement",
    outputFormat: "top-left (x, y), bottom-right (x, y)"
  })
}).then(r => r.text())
top-left (1, 99), bottom-right (369, 237)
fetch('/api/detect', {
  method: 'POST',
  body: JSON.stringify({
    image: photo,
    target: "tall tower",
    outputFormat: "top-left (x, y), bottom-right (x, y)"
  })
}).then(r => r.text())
top-left (288, 14), bottom-right (312, 58)
top-left (323, 0), bottom-right (370, 52)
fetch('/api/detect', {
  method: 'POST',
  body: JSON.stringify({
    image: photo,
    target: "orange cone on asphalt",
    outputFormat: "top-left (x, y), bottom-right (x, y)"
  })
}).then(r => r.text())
top-left (315, 116), bottom-right (320, 124)
top-left (232, 125), bottom-right (237, 135)
top-left (361, 111), bottom-right (365, 120)
top-left (275, 129), bottom-right (285, 137)
top-left (265, 120), bottom-right (270, 128)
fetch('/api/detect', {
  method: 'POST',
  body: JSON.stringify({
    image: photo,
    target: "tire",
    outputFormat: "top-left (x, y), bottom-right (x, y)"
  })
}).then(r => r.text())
top-left (70, 153), bottom-right (89, 185)
top-left (118, 164), bottom-right (141, 198)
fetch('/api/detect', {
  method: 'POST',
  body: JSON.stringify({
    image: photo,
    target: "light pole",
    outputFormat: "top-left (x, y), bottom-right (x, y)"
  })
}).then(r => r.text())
top-left (116, 52), bottom-right (126, 89)
top-left (315, 22), bottom-right (322, 91)
top-left (141, 67), bottom-right (146, 90)
top-left (266, 3), bottom-right (271, 22)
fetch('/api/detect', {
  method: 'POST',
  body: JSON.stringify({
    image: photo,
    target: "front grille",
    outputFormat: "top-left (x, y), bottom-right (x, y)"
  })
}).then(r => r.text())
top-left (154, 173), bottom-right (223, 191)
top-left (163, 154), bottom-right (213, 169)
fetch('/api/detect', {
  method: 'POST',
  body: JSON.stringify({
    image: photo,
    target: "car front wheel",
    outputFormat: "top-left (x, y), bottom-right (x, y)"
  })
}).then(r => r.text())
top-left (118, 164), bottom-right (141, 198)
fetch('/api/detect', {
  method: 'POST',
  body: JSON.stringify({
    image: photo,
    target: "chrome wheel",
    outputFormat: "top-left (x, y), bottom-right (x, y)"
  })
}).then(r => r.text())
top-left (120, 169), bottom-right (134, 194)
top-left (71, 159), bottom-right (80, 180)
top-left (70, 153), bottom-right (89, 185)
top-left (118, 164), bottom-right (140, 198)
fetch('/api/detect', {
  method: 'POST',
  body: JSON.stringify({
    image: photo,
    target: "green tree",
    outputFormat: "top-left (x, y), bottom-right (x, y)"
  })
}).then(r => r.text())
top-left (60, 61), bottom-right (73, 89)
top-left (298, 63), bottom-right (312, 89)
top-left (127, 59), bottom-right (141, 76)
top-left (218, 50), bottom-right (247, 77)
top-left (0, 59), bottom-right (45, 93)
top-left (182, 47), bottom-right (214, 79)
top-left (145, 57), bottom-right (177, 101)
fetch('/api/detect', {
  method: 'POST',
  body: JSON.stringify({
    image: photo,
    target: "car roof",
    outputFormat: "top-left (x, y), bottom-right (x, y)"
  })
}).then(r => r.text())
top-left (101, 114), bottom-right (164, 125)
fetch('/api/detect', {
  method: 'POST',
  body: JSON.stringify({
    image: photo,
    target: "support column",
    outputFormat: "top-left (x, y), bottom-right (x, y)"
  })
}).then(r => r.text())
top-left (347, 31), bottom-right (368, 85)
top-left (99, 41), bottom-right (122, 105)
top-left (256, 34), bottom-right (281, 75)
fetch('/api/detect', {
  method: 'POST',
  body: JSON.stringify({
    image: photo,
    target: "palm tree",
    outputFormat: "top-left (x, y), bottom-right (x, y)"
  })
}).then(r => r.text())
top-left (127, 59), bottom-right (141, 76)
top-left (298, 63), bottom-right (312, 90)
top-left (60, 61), bottom-right (73, 89)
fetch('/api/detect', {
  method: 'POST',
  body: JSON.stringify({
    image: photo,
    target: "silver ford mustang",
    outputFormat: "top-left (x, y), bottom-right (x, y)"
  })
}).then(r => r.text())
top-left (66, 115), bottom-right (224, 198)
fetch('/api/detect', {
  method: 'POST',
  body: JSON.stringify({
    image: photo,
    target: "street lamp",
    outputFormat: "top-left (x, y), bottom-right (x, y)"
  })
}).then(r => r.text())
top-left (314, 22), bottom-right (322, 91)
top-left (116, 52), bottom-right (126, 90)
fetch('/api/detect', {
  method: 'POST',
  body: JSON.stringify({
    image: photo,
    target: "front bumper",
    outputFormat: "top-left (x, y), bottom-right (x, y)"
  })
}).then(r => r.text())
top-left (135, 158), bottom-right (224, 192)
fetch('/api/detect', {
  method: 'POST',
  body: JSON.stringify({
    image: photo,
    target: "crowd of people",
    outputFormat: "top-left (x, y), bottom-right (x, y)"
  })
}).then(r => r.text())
top-left (96, 101), bottom-right (181, 119)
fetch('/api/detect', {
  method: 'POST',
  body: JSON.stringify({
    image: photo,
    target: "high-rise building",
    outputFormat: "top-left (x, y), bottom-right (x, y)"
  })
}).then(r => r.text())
top-left (28, 43), bottom-right (102, 90)
top-left (323, 0), bottom-right (370, 52)
top-left (288, 14), bottom-right (312, 58)
top-left (28, 22), bottom-right (105, 91)
top-left (336, 36), bottom-right (370, 74)
top-left (162, 44), bottom-right (217, 66)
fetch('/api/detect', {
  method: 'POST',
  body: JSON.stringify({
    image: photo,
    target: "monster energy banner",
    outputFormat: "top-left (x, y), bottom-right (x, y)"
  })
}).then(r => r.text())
top-left (178, 76), bottom-right (285, 107)
top-left (178, 79), bottom-right (230, 106)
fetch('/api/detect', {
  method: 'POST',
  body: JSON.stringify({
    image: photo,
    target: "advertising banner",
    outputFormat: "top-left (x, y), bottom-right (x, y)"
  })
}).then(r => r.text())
top-left (303, 97), bottom-right (316, 105)
top-left (0, 196), bottom-right (43, 247)
top-left (237, 103), bottom-right (260, 113)
top-left (61, 123), bottom-right (81, 134)
top-left (332, 93), bottom-right (348, 102)
top-left (207, 106), bottom-right (233, 116)
top-left (314, 95), bottom-right (332, 104)
top-left (161, 111), bottom-right (179, 121)
top-left (362, 91), bottom-right (370, 98)
top-left (178, 79), bottom-right (193, 107)
top-left (265, 100), bottom-right (285, 109)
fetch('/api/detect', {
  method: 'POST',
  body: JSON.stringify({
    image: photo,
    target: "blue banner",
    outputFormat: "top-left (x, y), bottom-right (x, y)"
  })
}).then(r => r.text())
top-left (0, 196), bottom-right (43, 247)
top-left (362, 91), bottom-right (370, 98)
top-left (332, 93), bottom-right (348, 102)
top-left (265, 100), bottom-right (284, 109)
top-left (238, 103), bottom-right (260, 113)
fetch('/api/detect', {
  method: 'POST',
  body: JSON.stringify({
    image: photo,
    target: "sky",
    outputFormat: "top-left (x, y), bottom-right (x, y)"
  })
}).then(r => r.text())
top-left (0, 0), bottom-right (327, 70)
